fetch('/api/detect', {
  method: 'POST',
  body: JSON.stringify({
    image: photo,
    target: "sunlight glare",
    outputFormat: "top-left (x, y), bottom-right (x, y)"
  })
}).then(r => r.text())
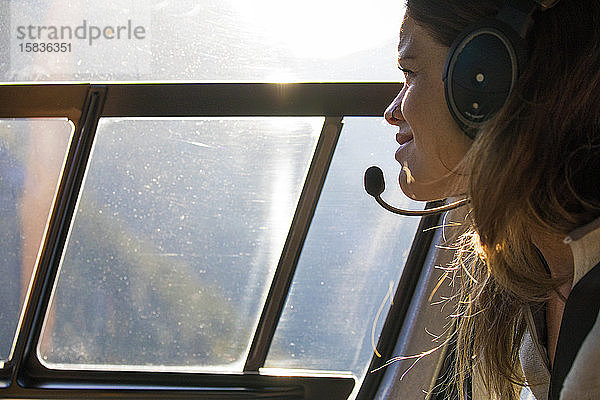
top-left (265, 118), bottom-right (322, 264)
top-left (231, 0), bottom-right (404, 59)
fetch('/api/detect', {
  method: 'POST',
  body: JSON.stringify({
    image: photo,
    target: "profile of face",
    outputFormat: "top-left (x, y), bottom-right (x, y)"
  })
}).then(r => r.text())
top-left (384, 16), bottom-right (473, 201)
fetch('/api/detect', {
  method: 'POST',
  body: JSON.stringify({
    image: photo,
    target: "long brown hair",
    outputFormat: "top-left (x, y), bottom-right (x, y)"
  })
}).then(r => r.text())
top-left (405, 0), bottom-right (600, 398)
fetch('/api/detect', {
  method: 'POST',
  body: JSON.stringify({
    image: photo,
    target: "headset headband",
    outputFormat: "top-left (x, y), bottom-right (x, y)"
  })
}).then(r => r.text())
top-left (534, 0), bottom-right (561, 10)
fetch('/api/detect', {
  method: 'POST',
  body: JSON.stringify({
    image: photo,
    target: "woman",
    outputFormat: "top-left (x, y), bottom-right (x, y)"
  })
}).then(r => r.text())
top-left (384, 0), bottom-right (600, 399)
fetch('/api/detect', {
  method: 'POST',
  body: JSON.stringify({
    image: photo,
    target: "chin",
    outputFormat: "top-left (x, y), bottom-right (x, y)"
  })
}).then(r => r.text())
top-left (398, 171), bottom-right (454, 202)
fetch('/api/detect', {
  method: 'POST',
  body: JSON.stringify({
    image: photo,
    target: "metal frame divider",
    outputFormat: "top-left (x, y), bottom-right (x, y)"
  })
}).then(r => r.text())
top-left (244, 117), bottom-right (343, 372)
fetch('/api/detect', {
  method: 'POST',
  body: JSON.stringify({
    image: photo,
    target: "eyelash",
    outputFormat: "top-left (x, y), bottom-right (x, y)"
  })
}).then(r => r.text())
top-left (398, 66), bottom-right (414, 78)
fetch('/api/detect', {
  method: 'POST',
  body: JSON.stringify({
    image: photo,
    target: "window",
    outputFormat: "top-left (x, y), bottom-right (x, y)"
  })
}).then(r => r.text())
top-left (0, 2), bottom-right (446, 399)
top-left (27, 113), bottom-right (422, 395)
top-left (265, 118), bottom-right (421, 395)
top-left (40, 117), bottom-right (322, 371)
top-left (5, 0), bottom-right (403, 82)
top-left (0, 84), bottom-right (435, 399)
top-left (0, 118), bottom-right (73, 365)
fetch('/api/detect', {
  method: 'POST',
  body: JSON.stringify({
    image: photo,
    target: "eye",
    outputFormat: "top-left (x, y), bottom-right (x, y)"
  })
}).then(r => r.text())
top-left (398, 66), bottom-right (415, 82)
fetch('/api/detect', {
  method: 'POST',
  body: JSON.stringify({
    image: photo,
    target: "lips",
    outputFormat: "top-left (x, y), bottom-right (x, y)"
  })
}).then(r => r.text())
top-left (396, 131), bottom-right (413, 146)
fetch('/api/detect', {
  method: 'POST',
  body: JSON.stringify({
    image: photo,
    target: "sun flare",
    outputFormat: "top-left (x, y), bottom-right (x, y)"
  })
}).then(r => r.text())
top-left (230, 0), bottom-right (404, 59)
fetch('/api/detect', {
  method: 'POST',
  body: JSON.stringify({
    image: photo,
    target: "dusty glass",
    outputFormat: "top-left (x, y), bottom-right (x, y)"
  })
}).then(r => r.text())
top-left (0, 118), bottom-right (73, 364)
top-left (4, 0), bottom-right (404, 82)
top-left (264, 117), bottom-right (422, 396)
top-left (38, 117), bottom-right (322, 371)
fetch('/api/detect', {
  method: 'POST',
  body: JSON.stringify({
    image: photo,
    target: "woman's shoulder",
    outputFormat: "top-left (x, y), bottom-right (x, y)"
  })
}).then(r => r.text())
top-left (560, 309), bottom-right (600, 399)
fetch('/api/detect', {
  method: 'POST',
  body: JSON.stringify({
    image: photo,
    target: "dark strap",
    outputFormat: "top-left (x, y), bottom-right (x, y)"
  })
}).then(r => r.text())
top-left (549, 262), bottom-right (600, 400)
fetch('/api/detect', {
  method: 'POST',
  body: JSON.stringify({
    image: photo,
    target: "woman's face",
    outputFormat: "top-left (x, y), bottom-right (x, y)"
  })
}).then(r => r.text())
top-left (384, 16), bottom-right (472, 201)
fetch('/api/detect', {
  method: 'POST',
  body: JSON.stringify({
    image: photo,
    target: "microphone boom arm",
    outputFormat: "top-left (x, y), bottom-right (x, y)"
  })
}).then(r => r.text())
top-left (364, 166), bottom-right (469, 216)
top-left (374, 195), bottom-right (469, 216)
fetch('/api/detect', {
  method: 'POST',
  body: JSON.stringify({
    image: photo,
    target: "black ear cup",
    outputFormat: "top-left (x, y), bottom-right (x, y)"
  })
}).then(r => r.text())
top-left (443, 19), bottom-right (528, 138)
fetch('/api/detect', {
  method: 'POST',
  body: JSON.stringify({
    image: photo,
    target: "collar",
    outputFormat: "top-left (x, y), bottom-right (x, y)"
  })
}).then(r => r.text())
top-left (564, 217), bottom-right (600, 287)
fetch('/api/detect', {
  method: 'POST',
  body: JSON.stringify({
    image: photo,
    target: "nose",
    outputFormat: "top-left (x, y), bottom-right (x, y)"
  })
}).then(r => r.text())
top-left (384, 90), bottom-right (404, 126)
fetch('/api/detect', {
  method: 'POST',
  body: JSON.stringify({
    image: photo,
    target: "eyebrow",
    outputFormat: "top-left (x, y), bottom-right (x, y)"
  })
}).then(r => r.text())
top-left (397, 55), bottom-right (417, 67)
top-left (397, 54), bottom-right (416, 62)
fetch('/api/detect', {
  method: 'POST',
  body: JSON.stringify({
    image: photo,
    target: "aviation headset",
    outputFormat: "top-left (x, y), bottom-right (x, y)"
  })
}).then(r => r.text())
top-left (365, 0), bottom-right (564, 215)
top-left (443, 0), bottom-right (561, 138)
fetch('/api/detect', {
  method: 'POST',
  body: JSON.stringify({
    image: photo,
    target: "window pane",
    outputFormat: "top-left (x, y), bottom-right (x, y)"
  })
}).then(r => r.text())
top-left (38, 117), bottom-right (322, 371)
top-left (0, 118), bottom-right (73, 363)
top-left (264, 118), bottom-right (422, 394)
top-left (5, 0), bottom-right (404, 82)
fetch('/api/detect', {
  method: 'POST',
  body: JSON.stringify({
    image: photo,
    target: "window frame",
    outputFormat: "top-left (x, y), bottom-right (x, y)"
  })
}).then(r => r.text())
top-left (0, 82), bottom-right (441, 399)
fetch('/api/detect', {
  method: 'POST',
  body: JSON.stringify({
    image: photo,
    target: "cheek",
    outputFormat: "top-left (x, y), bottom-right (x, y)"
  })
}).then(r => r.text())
top-left (402, 84), bottom-right (442, 156)
top-left (399, 85), bottom-right (415, 119)
top-left (402, 79), bottom-right (470, 176)
top-left (399, 85), bottom-right (427, 135)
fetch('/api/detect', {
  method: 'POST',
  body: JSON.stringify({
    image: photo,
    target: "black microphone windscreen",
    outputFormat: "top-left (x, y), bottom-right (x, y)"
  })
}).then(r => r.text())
top-left (364, 166), bottom-right (385, 197)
